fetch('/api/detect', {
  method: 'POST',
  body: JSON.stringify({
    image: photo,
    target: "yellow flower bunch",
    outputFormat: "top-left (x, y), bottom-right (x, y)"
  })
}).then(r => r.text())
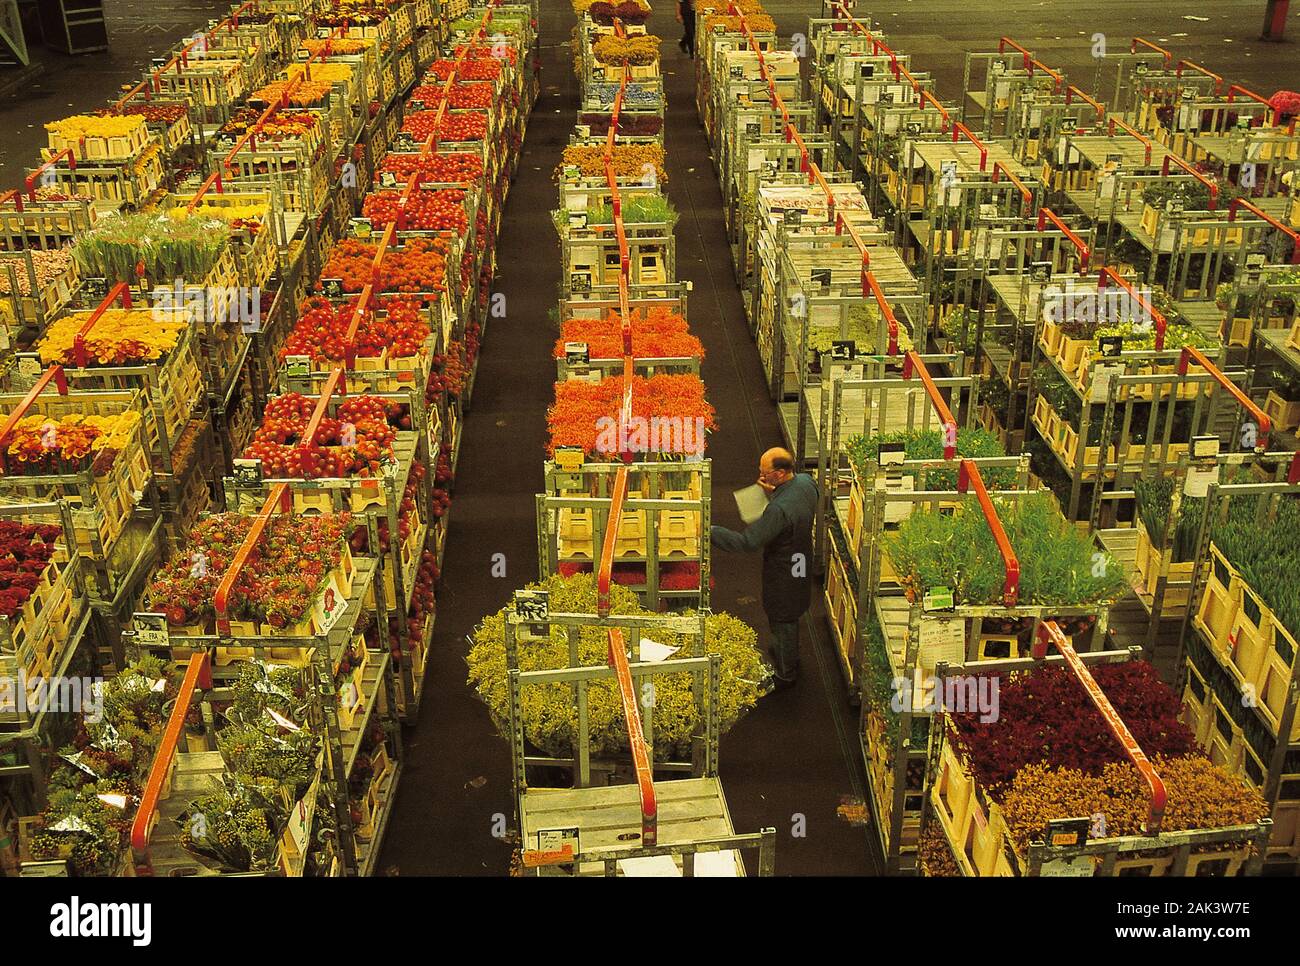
top-left (284, 62), bottom-right (353, 84)
top-left (46, 114), bottom-right (147, 140)
top-left (168, 202), bottom-right (269, 224)
top-left (38, 310), bottom-right (189, 367)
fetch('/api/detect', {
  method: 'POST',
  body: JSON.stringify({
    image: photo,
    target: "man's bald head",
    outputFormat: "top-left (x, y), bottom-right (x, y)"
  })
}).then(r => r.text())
top-left (760, 447), bottom-right (795, 483)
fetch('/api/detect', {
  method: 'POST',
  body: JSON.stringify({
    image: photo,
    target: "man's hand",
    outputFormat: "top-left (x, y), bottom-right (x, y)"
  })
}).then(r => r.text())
top-left (756, 476), bottom-right (776, 494)
top-left (675, 8), bottom-right (683, 21)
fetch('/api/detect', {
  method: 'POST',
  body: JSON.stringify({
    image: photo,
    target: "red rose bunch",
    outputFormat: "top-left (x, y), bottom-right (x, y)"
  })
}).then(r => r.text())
top-left (0, 522), bottom-right (63, 617)
top-left (241, 393), bottom-right (403, 478)
top-left (401, 110), bottom-right (488, 142)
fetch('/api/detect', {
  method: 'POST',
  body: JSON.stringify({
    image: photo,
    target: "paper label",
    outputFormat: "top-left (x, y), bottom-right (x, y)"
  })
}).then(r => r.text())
top-left (1184, 464), bottom-right (1219, 499)
top-left (919, 616), bottom-right (965, 669)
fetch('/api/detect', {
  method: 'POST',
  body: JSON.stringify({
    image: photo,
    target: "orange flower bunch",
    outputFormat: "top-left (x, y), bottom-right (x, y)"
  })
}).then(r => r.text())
top-left (554, 307), bottom-right (704, 360)
top-left (3, 412), bottom-right (140, 474)
top-left (547, 374), bottom-right (716, 455)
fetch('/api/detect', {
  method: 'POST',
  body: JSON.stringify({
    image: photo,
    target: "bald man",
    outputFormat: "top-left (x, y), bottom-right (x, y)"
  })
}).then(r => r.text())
top-left (711, 448), bottom-right (818, 688)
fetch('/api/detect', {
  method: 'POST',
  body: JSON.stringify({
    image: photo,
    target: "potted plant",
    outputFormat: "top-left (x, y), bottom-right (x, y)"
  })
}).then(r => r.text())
top-left (184, 705), bottom-right (208, 753)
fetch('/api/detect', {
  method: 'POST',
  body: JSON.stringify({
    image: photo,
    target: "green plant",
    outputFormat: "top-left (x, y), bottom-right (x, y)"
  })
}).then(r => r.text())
top-left (588, 192), bottom-right (678, 226)
top-left (884, 491), bottom-right (1127, 606)
top-left (1211, 491), bottom-right (1300, 638)
top-left (844, 427), bottom-right (1017, 491)
top-left (466, 574), bottom-right (765, 759)
top-left (72, 212), bottom-right (230, 283)
top-left (1134, 476), bottom-right (1203, 562)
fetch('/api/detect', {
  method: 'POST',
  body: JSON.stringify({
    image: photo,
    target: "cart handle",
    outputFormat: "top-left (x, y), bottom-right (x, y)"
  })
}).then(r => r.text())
top-left (1033, 621), bottom-right (1167, 833)
top-left (1160, 153), bottom-right (1218, 210)
top-left (991, 160), bottom-right (1034, 211)
top-left (998, 36), bottom-right (1033, 72)
top-left (1037, 207), bottom-right (1090, 272)
top-left (26, 148), bottom-right (76, 200)
top-left (186, 170), bottom-right (225, 210)
top-left (957, 460), bottom-right (1019, 607)
top-left (1065, 85), bottom-right (1105, 119)
top-left (0, 189), bottom-right (23, 213)
top-left (1227, 197), bottom-right (1300, 264)
top-left (952, 122), bottom-right (987, 171)
top-left (1107, 117), bottom-right (1153, 165)
top-left (1096, 267), bottom-right (1166, 350)
top-left (1175, 59), bottom-right (1222, 94)
top-left (918, 90), bottom-right (950, 131)
top-left (343, 284), bottom-right (375, 368)
top-left (130, 652), bottom-right (213, 872)
top-left (70, 282), bottom-right (135, 369)
top-left (902, 351), bottom-right (957, 458)
top-left (214, 482), bottom-right (292, 634)
top-left (1225, 83), bottom-right (1274, 124)
top-left (607, 627), bottom-right (658, 848)
top-left (1130, 37), bottom-right (1172, 66)
top-left (596, 464), bottom-right (631, 617)
top-left (1177, 346), bottom-right (1271, 446)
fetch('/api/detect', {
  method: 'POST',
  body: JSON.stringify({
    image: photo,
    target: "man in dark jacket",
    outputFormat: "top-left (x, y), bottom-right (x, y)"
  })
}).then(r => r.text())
top-left (676, 0), bottom-right (695, 57)
top-left (711, 447), bottom-right (818, 687)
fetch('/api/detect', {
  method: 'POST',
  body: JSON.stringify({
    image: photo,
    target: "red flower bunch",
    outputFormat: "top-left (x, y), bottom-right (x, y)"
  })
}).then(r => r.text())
top-left (555, 308), bottom-right (704, 361)
top-left (379, 151), bottom-right (484, 182)
top-left (148, 511), bottom-right (353, 626)
top-left (281, 296), bottom-right (429, 364)
top-left (1270, 90), bottom-right (1300, 120)
top-left (412, 82), bottom-right (495, 110)
top-left (948, 661), bottom-right (1196, 796)
top-left (242, 393), bottom-right (402, 478)
top-left (547, 374), bottom-right (716, 456)
top-left (402, 110), bottom-right (488, 142)
top-left (362, 187), bottom-right (469, 233)
top-left (0, 521), bottom-right (62, 617)
top-left (319, 236), bottom-right (450, 294)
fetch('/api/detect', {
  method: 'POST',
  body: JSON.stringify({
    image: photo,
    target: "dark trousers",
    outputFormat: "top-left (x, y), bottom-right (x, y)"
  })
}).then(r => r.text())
top-left (681, 12), bottom-right (695, 57)
top-left (768, 618), bottom-right (800, 681)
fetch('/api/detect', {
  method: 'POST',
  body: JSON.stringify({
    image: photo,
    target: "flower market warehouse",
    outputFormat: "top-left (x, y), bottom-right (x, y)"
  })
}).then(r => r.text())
top-left (0, 0), bottom-right (1298, 887)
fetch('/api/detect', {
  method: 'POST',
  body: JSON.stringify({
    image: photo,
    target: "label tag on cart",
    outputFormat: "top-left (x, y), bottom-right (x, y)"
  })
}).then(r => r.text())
top-left (525, 827), bottom-right (579, 867)
top-left (555, 446), bottom-right (584, 471)
top-left (923, 586), bottom-right (954, 612)
top-left (132, 613), bottom-right (170, 650)
top-left (564, 342), bottom-right (589, 366)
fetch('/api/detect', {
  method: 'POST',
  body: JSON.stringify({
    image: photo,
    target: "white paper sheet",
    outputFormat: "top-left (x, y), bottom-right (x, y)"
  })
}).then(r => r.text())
top-left (734, 484), bottom-right (770, 526)
top-left (618, 855), bottom-right (681, 877)
top-left (639, 638), bottom-right (680, 663)
top-left (693, 850), bottom-right (741, 877)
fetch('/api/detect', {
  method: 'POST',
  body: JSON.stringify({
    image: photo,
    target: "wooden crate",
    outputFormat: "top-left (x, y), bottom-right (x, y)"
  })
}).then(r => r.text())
top-left (46, 118), bottom-right (150, 161)
top-left (1195, 543), bottom-right (1241, 655)
top-left (0, 391), bottom-right (152, 567)
top-left (0, 542), bottom-right (76, 729)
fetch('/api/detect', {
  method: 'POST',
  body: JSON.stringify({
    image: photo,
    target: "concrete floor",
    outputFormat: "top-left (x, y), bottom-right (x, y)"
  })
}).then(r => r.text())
top-left (0, 0), bottom-right (232, 189)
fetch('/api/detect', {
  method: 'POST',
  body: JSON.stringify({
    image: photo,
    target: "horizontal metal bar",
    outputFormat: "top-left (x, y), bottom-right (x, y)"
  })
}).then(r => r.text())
top-left (934, 646), bottom-right (1140, 677)
top-left (519, 656), bottom-right (713, 685)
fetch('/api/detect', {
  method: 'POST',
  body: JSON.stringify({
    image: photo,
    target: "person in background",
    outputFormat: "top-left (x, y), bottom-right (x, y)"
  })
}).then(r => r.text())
top-left (677, 0), bottom-right (695, 57)
top-left (711, 447), bottom-right (818, 688)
